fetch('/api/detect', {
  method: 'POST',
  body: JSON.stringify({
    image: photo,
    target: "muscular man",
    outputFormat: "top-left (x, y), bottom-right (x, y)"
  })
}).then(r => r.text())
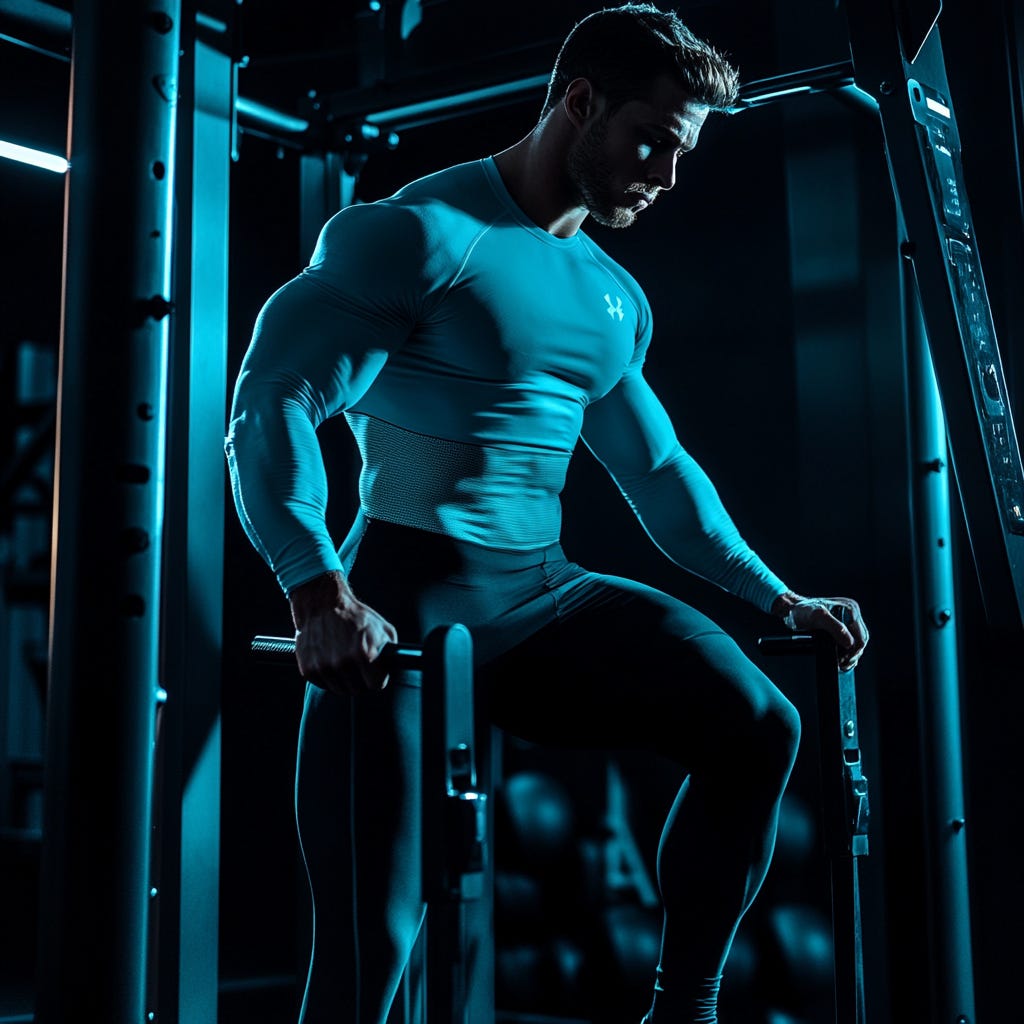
top-left (226, 4), bottom-right (869, 1022)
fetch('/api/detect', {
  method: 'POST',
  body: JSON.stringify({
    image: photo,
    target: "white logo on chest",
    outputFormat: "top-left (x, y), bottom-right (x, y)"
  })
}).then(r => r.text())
top-left (604, 293), bottom-right (624, 321)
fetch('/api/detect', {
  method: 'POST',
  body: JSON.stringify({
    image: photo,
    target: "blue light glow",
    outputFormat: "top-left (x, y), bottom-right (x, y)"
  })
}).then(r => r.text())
top-left (0, 139), bottom-right (68, 173)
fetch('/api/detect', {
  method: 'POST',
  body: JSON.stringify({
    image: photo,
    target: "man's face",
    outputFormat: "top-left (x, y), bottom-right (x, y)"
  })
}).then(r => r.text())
top-left (567, 75), bottom-right (709, 229)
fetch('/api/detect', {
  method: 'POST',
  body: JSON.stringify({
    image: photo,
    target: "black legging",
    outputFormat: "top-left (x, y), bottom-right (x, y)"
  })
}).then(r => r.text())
top-left (294, 516), bottom-right (801, 1024)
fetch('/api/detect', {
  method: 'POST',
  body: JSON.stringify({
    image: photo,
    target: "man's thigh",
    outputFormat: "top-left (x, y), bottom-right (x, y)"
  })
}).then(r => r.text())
top-left (478, 572), bottom-right (782, 768)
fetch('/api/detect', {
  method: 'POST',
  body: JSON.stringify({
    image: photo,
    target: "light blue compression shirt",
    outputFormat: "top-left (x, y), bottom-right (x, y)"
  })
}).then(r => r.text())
top-left (225, 156), bottom-right (789, 612)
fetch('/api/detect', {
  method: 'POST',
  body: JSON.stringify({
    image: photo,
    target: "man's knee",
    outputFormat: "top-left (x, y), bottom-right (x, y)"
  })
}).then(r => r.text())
top-left (761, 693), bottom-right (801, 772)
top-left (716, 686), bottom-right (801, 783)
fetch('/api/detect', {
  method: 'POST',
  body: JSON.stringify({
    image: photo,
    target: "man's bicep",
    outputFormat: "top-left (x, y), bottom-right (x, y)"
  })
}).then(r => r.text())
top-left (582, 373), bottom-right (681, 479)
top-left (235, 202), bottom-right (428, 423)
top-left (235, 273), bottom-right (410, 425)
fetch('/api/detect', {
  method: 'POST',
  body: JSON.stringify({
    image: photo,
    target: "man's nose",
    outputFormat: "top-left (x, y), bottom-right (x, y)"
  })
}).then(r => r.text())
top-left (646, 152), bottom-right (677, 191)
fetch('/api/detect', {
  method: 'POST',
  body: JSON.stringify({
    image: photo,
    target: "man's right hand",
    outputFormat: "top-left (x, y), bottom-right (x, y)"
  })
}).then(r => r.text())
top-left (288, 570), bottom-right (399, 695)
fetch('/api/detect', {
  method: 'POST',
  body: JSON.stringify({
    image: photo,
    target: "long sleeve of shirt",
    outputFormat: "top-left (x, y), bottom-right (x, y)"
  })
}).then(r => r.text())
top-left (225, 203), bottom-right (425, 594)
top-left (582, 349), bottom-right (788, 614)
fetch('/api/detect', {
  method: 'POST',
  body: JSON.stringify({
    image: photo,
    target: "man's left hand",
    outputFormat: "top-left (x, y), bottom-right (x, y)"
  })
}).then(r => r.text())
top-left (772, 592), bottom-right (869, 672)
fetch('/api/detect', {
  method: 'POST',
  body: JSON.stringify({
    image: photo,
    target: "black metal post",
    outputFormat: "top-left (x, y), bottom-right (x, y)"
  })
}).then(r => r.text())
top-left (155, 20), bottom-right (233, 1022)
top-left (35, 2), bottom-right (181, 1021)
top-left (901, 244), bottom-right (977, 1024)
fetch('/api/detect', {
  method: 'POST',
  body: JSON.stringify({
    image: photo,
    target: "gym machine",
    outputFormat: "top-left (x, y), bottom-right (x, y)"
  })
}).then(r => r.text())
top-left (252, 625), bottom-right (492, 1024)
top-left (12, 0), bottom-right (1022, 1020)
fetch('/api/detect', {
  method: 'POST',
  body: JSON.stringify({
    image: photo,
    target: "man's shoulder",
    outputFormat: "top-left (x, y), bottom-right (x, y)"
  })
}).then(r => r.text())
top-left (306, 160), bottom-right (501, 290)
top-left (379, 158), bottom-right (503, 229)
top-left (390, 158), bottom-right (491, 202)
top-left (319, 160), bottom-right (499, 256)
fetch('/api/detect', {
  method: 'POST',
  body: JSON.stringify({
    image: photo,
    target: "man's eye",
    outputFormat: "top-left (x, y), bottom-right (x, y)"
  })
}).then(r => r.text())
top-left (638, 142), bottom-right (653, 160)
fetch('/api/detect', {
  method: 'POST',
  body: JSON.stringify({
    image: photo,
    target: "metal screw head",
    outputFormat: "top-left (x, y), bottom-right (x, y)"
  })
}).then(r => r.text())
top-left (930, 607), bottom-right (953, 628)
top-left (880, 80), bottom-right (895, 95)
top-left (121, 527), bottom-right (151, 554)
top-left (145, 295), bottom-right (174, 321)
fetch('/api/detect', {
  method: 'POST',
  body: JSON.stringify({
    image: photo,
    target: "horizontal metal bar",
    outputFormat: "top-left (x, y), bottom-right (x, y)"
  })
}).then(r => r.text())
top-left (364, 73), bottom-right (549, 128)
top-left (251, 634), bottom-right (423, 669)
top-left (0, 28), bottom-right (68, 60)
top-left (734, 60), bottom-right (874, 112)
top-left (757, 633), bottom-right (818, 655)
top-left (0, 3), bottom-right (224, 61)
top-left (235, 95), bottom-right (309, 135)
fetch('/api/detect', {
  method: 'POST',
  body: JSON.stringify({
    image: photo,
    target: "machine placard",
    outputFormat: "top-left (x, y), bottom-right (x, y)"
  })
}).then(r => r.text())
top-left (908, 78), bottom-right (1024, 536)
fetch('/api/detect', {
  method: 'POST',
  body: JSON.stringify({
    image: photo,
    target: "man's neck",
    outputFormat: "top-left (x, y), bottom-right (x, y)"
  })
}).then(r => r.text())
top-left (492, 124), bottom-right (588, 239)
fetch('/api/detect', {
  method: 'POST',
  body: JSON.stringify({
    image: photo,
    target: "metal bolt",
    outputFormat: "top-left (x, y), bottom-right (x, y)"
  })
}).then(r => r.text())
top-left (117, 463), bottom-right (151, 484)
top-left (844, 720), bottom-right (856, 739)
top-left (120, 594), bottom-right (146, 618)
top-left (957, 1015), bottom-right (970, 1024)
top-left (144, 294), bottom-right (174, 321)
top-left (930, 607), bottom-right (952, 628)
top-left (150, 886), bottom-right (159, 898)
top-left (951, 818), bottom-right (965, 833)
top-left (880, 80), bottom-right (895, 95)
top-left (121, 527), bottom-right (151, 554)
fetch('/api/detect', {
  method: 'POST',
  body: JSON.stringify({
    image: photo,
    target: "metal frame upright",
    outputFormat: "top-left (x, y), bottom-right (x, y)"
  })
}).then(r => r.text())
top-left (36, 2), bottom-right (182, 1019)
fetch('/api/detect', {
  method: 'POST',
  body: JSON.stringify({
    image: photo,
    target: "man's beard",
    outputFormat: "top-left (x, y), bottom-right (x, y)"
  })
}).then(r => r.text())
top-left (566, 116), bottom-right (654, 229)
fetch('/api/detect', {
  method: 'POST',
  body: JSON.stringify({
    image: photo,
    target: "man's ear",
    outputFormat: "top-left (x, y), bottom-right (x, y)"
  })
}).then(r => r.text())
top-left (563, 77), bottom-right (604, 130)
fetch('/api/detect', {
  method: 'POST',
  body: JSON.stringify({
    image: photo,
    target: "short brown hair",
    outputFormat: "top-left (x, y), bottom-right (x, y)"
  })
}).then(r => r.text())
top-left (542, 3), bottom-right (739, 116)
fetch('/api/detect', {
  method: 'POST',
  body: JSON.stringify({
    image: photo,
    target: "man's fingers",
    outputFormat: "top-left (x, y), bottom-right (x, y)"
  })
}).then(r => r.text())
top-left (827, 615), bottom-right (857, 651)
top-left (362, 656), bottom-right (390, 692)
top-left (826, 603), bottom-right (869, 670)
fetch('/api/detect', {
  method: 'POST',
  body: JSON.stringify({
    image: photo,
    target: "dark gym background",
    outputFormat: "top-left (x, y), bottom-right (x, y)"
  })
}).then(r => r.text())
top-left (2, 1), bottom-right (1022, 1022)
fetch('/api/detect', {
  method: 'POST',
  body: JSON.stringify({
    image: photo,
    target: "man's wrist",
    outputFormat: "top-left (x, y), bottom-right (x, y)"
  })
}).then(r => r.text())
top-left (770, 590), bottom-right (802, 620)
top-left (288, 570), bottom-right (354, 628)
